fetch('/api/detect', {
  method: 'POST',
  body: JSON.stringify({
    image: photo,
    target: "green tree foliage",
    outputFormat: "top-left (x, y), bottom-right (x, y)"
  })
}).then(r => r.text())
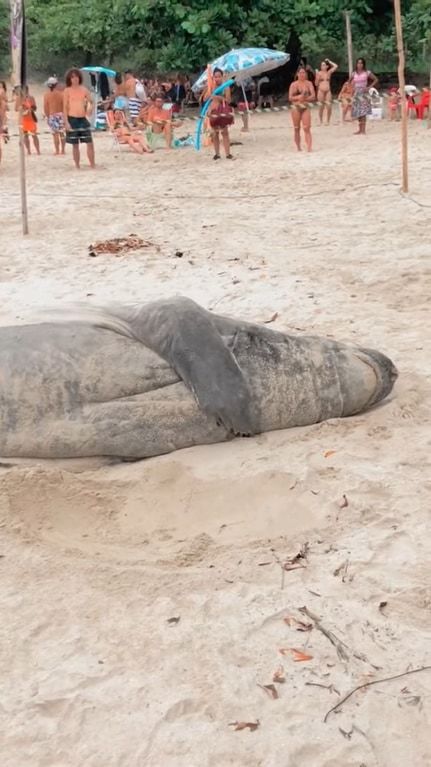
top-left (1, 0), bottom-right (429, 77)
top-left (0, 0), bottom-right (11, 73)
top-left (404, 0), bottom-right (431, 68)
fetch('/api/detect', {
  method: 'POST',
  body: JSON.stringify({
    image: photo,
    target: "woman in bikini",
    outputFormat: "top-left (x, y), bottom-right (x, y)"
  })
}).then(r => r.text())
top-left (112, 110), bottom-right (153, 154)
top-left (315, 59), bottom-right (338, 125)
top-left (288, 67), bottom-right (316, 152)
top-left (205, 68), bottom-right (234, 160)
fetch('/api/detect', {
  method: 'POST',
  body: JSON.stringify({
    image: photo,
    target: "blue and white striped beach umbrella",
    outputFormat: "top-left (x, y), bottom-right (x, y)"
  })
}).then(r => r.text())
top-left (192, 47), bottom-right (290, 93)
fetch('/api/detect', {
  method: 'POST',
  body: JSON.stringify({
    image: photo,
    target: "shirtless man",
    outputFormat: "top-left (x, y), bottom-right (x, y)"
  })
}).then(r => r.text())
top-left (288, 67), bottom-right (316, 152)
top-left (43, 76), bottom-right (65, 155)
top-left (144, 95), bottom-right (173, 149)
top-left (124, 70), bottom-right (145, 123)
top-left (63, 68), bottom-right (95, 169)
top-left (315, 59), bottom-right (338, 125)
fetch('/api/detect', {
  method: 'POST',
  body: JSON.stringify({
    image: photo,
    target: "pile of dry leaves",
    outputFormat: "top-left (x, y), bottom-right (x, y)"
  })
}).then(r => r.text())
top-left (88, 234), bottom-right (153, 258)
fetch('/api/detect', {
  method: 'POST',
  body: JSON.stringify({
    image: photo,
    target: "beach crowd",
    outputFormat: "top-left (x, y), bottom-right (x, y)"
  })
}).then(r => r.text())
top-left (0, 57), bottom-right (429, 166)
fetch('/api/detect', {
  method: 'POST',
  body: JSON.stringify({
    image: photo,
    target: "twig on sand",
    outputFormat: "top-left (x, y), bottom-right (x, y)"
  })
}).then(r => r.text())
top-left (299, 606), bottom-right (350, 662)
top-left (296, 181), bottom-right (397, 200)
top-left (324, 665), bottom-right (431, 723)
top-left (273, 544), bottom-right (309, 589)
top-left (399, 191), bottom-right (431, 209)
top-left (306, 682), bottom-right (340, 695)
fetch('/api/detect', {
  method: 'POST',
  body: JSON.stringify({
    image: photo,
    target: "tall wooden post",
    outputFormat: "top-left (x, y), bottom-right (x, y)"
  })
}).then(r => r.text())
top-left (344, 11), bottom-right (353, 75)
top-left (18, 110), bottom-right (29, 235)
top-left (394, 0), bottom-right (408, 192)
top-left (10, 0), bottom-right (29, 234)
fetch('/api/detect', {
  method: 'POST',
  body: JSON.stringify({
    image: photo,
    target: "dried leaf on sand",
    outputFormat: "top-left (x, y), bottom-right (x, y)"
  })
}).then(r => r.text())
top-left (263, 312), bottom-right (279, 324)
top-left (272, 666), bottom-right (286, 683)
top-left (258, 683), bottom-right (279, 699)
top-left (284, 615), bottom-right (313, 632)
top-left (229, 720), bottom-right (260, 732)
top-left (291, 649), bottom-right (313, 662)
top-left (279, 648), bottom-right (313, 661)
top-left (282, 543), bottom-right (310, 571)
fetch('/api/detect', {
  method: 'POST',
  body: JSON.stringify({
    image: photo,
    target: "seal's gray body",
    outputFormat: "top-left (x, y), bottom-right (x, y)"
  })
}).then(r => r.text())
top-left (0, 297), bottom-right (397, 459)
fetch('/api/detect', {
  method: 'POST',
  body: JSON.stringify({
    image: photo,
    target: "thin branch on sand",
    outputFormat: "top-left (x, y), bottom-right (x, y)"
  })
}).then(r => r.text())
top-left (299, 606), bottom-right (350, 662)
top-left (324, 665), bottom-right (431, 723)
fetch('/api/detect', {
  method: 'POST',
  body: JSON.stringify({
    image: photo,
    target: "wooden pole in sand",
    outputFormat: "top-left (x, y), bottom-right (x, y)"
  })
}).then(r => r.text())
top-left (18, 110), bottom-right (29, 235)
top-left (344, 11), bottom-right (353, 76)
top-left (10, 0), bottom-right (29, 234)
top-left (394, 0), bottom-right (408, 192)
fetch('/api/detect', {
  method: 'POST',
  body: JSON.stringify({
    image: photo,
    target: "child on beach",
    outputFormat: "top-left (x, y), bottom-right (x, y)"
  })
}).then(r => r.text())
top-left (15, 86), bottom-right (41, 155)
top-left (338, 80), bottom-right (353, 122)
top-left (388, 87), bottom-right (401, 121)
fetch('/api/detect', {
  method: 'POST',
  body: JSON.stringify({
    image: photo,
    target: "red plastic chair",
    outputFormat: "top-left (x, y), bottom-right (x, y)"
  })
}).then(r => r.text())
top-left (406, 90), bottom-right (430, 120)
top-left (416, 90), bottom-right (430, 120)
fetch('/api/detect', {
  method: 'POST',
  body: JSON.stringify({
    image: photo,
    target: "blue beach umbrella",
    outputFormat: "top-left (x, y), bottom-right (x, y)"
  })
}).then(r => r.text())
top-left (192, 47), bottom-right (290, 93)
top-left (193, 48), bottom-right (289, 150)
top-left (81, 66), bottom-right (116, 77)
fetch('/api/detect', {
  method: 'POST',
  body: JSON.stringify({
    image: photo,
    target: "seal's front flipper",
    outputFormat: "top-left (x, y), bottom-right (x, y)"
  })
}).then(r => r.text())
top-left (125, 297), bottom-right (258, 436)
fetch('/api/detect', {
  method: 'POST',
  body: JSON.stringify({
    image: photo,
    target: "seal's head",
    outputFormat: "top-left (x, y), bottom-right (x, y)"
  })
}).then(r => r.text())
top-left (337, 344), bottom-right (398, 417)
top-left (356, 346), bottom-right (398, 408)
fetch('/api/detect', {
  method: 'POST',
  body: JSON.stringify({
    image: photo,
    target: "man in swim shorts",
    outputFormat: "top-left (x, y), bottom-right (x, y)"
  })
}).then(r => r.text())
top-left (63, 68), bottom-right (95, 169)
top-left (43, 76), bottom-right (65, 155)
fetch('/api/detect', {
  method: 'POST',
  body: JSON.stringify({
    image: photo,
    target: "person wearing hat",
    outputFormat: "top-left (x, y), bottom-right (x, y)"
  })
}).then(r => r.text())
top-left (43, 76), bottom-right (65, 155)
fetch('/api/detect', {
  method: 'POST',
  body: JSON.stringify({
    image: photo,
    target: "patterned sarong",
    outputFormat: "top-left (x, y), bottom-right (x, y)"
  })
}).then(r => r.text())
top-left (352, 89), bottom-right (371, 119)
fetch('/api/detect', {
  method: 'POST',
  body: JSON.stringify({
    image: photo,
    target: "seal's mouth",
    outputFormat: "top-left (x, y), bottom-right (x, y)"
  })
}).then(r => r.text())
top-left (357, 347), bottom-right (398, 408)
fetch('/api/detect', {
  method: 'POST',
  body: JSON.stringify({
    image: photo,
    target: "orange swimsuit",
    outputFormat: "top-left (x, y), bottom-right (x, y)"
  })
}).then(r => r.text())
top-left (21, 97), bottom-right (37, 133)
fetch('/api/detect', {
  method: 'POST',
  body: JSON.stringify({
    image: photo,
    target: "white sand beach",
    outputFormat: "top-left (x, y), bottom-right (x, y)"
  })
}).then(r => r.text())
top-left (1, 99), bottom-right (431, 766)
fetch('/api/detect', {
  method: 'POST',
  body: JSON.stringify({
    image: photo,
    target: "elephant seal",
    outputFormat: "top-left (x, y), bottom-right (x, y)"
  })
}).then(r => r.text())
top-left (0, 296), bottom-right (397, 460)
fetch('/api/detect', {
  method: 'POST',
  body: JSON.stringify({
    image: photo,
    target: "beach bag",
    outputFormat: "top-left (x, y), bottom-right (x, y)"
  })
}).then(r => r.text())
top-left (238, 100), bottom-right (255, 112)
top-left (209, 100), bottom-right (234, 129)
